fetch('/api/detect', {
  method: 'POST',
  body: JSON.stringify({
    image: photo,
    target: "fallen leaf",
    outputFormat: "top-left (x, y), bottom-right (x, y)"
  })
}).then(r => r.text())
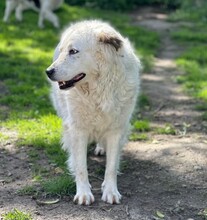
top-left (156, 210), bottom-right (165, 219)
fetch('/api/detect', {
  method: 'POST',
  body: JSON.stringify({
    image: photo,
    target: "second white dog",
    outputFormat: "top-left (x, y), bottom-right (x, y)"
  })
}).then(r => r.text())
top-left (3, 0), bottom-right (63, 28)
top-left (46, 20), bottom-right (141, 205)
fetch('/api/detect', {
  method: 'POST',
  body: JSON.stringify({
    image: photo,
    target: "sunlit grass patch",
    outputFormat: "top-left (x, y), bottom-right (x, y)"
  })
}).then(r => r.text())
top-left (3, 114), bottom-right (61, 147)
top-left (129, 120), bottom-right (150, 141)
top-left (2, 209), bottom-right (32, 220)
top-left (171, 14), bottom-right (207, 112)
top-left (132, 120), bottom-right (151, 132)
top-left (176, 51), bottom-right (207, 101)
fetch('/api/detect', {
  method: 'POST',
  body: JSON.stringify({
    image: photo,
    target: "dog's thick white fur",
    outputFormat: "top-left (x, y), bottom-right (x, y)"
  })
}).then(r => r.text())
top-left (46, 20), bottom-right (140, 205)
top-left (3, 0), bottom-right (63, 28)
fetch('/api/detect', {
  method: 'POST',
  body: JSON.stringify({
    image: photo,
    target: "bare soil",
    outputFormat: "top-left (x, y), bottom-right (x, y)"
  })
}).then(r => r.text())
top-left (1, 7), bottom-right (207, 220)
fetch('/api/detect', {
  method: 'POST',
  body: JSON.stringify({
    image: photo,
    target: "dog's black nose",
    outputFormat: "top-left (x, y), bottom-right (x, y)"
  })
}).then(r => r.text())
top-left (46, 68), bottom-right (55, 77)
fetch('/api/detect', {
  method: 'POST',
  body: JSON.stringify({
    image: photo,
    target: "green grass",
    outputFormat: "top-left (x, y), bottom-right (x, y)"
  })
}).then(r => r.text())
top-left (155, 124), bottom-right (176, 135)
top-left (18, 174), bottom-right (76, 197)
top-left (2, 209), bottom-right (32, 220)
top-left (129, 133), bottom-right (148, 141)
top-left (0, 1), bottom-right (159, 197)
top-left (132, 120), bottom-right (151, 132)
top-left (175, 47), bottom-right (207, 101)
top-left (18, 185), bottom-right (38, 196)
top-left (129, 120), bottom-right (150, 141)
top-left (171, 9), bottom-right (207, 114)
top-left (42, 174), bottom-right (76, 196)
top-left (169, 5), bottom-right (207, 23)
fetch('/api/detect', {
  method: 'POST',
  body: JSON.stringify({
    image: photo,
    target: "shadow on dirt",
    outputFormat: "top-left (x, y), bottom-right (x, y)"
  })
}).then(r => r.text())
top-left (1, 145), bottom-right (206, 220)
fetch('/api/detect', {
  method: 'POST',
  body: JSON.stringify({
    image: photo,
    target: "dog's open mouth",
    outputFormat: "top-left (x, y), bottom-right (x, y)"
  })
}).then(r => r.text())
top-left (58, 73), bottom-right (86, 90)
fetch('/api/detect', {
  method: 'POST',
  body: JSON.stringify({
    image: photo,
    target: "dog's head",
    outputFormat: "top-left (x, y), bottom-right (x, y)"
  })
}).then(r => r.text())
top-left (46, 20), bottom-right (123, 90)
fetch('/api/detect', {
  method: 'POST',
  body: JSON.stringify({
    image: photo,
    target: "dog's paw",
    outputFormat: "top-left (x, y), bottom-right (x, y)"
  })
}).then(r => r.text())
top-left (73, 192), bottom-right (95, 205)
top-left (94, 145), bottom-right (105, 156)
top-left (101, 183), bottom-right (122, 204)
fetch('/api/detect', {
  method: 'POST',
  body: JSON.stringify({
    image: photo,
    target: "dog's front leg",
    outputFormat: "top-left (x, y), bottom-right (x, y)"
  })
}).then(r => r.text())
top-left (66, 130), bottom-right (94, 205)
top-left (102, 131), bottom-right (122, 204)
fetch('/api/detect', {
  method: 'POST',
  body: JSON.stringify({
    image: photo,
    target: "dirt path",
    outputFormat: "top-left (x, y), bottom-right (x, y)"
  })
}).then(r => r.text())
top-left (1, 7), bottom-right (207, 220)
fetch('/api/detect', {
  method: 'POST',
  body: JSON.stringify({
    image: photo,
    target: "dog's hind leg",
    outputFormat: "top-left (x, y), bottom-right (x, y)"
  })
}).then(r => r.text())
top-left (38, 10), bottom-right (44, 28)
top-left (94, 142), bottom-right (105, 156)
top-left (3, 0), bottom-right (17, 22)
top-left (15, 1), bottom-right (38, 21)
top-left (38, 10), bottom-right (59, 28)
top-left (45, 10), bottom-right (59, 28)
top-left (15, 3), bottom-right (25, 21)
top-left (101, 131), bottom-right (123, 204)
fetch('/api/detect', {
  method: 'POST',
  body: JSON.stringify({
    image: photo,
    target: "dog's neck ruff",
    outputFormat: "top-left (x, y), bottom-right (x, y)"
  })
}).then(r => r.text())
top-left (28, 0), bottom-right (40, 8)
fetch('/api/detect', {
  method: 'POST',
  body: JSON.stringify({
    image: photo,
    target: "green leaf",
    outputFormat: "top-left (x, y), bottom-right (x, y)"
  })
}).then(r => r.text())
top-left (156, 210), bottom-right (165, 219)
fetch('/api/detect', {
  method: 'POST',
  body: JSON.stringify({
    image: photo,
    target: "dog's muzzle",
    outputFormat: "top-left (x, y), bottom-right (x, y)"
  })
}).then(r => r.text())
top-left (46, 67), bottom-right (86, 90)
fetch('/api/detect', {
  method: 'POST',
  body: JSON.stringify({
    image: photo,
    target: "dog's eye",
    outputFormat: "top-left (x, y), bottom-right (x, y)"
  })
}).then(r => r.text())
top-left (69, 49), bottom-right (79, 55)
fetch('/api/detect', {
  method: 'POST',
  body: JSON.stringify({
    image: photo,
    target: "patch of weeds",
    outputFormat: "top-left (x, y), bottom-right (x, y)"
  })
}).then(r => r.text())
top-left (155, 124), bottom-right (176, 135)
top-left (129, 133), bottom-right (148, 141)
top-left (129, 119), bottom-right (150, 141)
top-left (132, 120), bottom-right (150, 132)
top-left (32, 175), bottom-right (42, 182)
top-left (2, 209), bottom-right (32, 220)
top-left (42, 174), bottom-right (76, 196)
top-left (31, 164), bottom-right (49, 180)
top-left (18, 185), bottom-right (37, 196)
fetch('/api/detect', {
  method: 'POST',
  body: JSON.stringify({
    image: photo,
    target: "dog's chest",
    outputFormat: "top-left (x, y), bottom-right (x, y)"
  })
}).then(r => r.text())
top-left (68, 90), bottom-right (121, 130)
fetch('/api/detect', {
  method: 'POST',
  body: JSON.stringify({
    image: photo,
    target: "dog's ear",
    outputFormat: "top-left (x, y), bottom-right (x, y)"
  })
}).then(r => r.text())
top-left (99, 32), bottom-right (122, 51)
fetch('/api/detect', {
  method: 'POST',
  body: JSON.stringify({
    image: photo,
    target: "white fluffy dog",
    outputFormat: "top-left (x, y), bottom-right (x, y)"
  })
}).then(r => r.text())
top-left (3, 0), bottom-right (63, 28)
top-left (46, 20), bottom-right (140, 205)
